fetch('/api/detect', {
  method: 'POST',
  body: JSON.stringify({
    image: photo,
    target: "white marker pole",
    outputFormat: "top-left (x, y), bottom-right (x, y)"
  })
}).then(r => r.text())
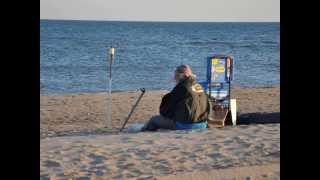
top-left (108, 47), bottom-right (115, 128)
top-left (230, 99), bottom-right (237, 126)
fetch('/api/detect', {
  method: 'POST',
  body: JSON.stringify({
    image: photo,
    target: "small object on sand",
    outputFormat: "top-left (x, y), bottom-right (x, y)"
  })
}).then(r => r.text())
top-left (126, 123), bottom-right (144, 133)
top-left (230, 99), bottom-right (237, 126)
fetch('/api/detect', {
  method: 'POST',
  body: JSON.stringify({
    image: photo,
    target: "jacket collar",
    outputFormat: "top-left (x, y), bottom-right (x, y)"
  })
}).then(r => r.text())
top-left (177, 76), bottom-right (195, 85)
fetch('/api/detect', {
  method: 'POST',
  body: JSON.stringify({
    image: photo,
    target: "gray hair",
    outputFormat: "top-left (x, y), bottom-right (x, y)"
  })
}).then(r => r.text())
top-left (175, 64), bottom-right (196, 82)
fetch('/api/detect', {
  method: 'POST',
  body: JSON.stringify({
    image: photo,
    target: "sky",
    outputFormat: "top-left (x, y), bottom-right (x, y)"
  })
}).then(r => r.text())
top-left (40, 0), bottom-right (280, 22)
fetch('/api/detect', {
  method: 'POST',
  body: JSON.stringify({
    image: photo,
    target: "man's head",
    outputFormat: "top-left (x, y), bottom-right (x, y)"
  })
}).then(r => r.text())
top-left (174, 64), bottom-right (196, 83)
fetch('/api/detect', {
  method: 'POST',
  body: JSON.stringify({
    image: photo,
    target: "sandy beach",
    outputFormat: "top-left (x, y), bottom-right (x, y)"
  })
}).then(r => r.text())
top-left (40, 86), bottom-right (280, 179)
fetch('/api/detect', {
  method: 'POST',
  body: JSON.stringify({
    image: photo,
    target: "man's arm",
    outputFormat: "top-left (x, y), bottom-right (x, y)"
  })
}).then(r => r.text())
top-left (159, 93), bottom-right (171, 116)
top-left (159, 84), bottom-right (188, 118)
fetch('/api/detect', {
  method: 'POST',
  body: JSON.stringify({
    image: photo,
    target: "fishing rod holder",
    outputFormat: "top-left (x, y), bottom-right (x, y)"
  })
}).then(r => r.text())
top-left (107, 47), bottom-right (116, 128)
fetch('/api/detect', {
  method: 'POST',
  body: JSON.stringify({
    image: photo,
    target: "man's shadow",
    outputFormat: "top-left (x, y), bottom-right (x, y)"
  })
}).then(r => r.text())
top-left (235, 112), bottom-right (280, 125)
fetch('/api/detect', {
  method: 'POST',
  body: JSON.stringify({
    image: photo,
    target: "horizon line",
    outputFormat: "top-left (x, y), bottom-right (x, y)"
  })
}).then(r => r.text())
top-left (40, 18), bottom-right (280, 23)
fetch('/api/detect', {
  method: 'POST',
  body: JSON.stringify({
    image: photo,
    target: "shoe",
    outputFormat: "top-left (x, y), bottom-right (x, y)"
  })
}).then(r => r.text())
top-left (127, 123), bottom-right (144, 133)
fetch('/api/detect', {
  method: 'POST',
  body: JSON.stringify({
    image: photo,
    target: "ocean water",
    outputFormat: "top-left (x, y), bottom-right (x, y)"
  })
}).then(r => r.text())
top-left (40, 20), bottom-right (279, 95)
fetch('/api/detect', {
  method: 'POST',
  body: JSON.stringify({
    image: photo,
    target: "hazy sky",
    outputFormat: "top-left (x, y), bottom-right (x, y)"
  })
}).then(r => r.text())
top-left (40, 0), bottom-right (280, 22)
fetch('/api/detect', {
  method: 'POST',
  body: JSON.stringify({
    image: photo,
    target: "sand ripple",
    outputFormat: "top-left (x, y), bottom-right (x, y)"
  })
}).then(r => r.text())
top-left (40, 124), bottom-right (279, 179)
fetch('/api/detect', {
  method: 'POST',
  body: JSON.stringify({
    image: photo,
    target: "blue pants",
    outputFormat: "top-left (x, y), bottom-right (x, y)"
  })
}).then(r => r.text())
top-left (141, 115), bottom-right (176, 131)
top-left (141, 115), bottom-right (208, 131)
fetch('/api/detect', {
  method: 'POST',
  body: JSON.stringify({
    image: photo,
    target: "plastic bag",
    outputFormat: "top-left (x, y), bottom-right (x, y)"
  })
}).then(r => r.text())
top-left (127, 123), bottom-right (144, 133)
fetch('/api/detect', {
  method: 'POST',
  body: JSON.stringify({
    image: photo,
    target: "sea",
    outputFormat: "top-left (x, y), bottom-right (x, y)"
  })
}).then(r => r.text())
top-left (40, 20), bottom-right (279, 95)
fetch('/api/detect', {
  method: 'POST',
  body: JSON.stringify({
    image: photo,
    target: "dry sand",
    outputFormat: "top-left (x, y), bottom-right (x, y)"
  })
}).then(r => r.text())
top-left (40, 85), bottom-right (280, 179)
top-left (40, 86), bottom-right (279, 137)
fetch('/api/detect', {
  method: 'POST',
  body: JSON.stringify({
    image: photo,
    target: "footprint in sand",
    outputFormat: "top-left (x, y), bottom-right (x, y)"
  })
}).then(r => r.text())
top-left (88, 153), bottom-right (107, 165)
top-left (232, 136), bottom-right (251, 148)
top-left (143, 139), bottom-right (155, 144)
top-left (134, 149), bottom-right (150, 158)
top-left (43, 160), bottom-right (61, 168)
top-left (137, 175), bottom-right (154, 180)
top-left (152, 164), bottom-right (173, 176)
top-left (76, 177), bottom-right (91, 180)
top-left (206, 152), bottom-right (224, 161)
top-left (126, 168), bottom-right (144, 177)
top-left (117, 161), bottom-right (136, 169)
top-left (40, 174), bottom-right (50, 180)
top-left (223, 138), bottom-right (234, 145)
top-left (121, 137), bottom-right (131, 142)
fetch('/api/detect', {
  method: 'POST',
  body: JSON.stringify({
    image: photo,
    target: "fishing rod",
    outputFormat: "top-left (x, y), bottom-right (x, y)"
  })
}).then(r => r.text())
top-left (120, 88), bottom-right (146, 132)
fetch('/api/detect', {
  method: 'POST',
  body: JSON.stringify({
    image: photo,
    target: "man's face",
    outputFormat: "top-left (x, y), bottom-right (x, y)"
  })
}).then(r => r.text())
top-left (174, 70), bottom-right (189, 84)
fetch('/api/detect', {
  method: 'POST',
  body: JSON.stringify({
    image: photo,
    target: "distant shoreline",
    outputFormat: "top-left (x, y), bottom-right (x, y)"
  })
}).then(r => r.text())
top-left (40, 19), bottom-right (280, 23)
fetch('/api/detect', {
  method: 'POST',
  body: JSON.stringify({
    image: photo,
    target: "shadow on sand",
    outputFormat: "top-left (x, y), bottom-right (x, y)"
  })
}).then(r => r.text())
top-left (236, 112), bottom-right (280, 125)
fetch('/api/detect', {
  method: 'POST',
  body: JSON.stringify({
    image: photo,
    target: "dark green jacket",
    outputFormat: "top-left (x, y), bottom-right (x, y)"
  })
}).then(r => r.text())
top-left (160, 76), bottom-right (212, 123)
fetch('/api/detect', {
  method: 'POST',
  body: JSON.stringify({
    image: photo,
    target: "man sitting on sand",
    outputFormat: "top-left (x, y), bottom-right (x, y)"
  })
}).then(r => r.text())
top-left (141, 64), bottom-right (212, 131)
